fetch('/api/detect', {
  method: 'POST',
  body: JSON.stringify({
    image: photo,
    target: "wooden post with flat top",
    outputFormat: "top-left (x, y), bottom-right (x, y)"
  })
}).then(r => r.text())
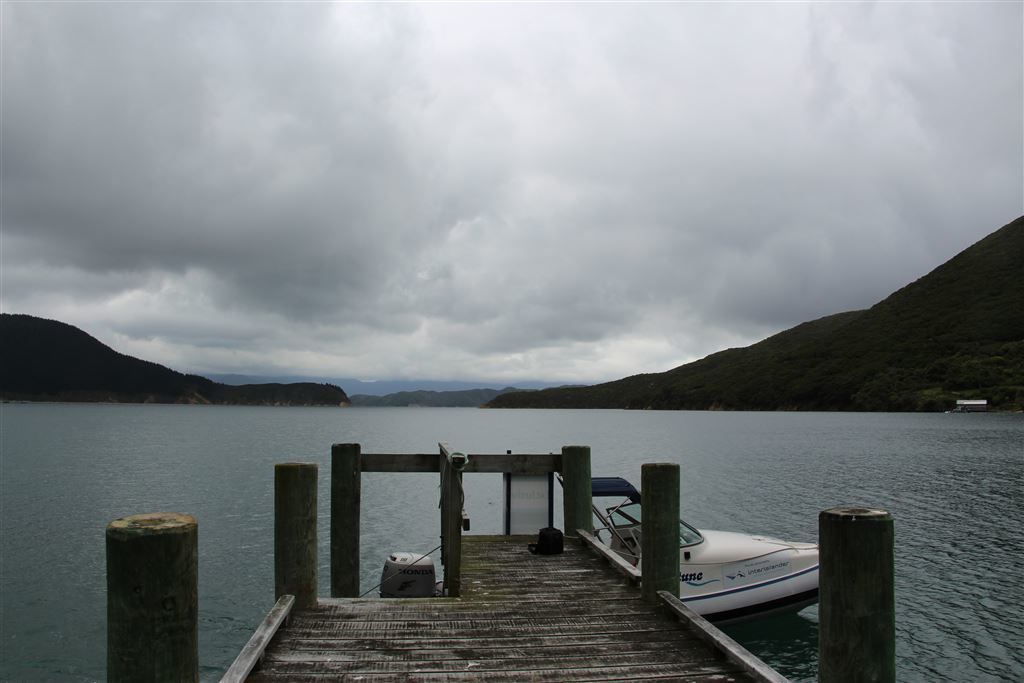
top-left (561, 445), bottom-right (592, 537)
top-left (819, 507), bottom-right (895, 683)
top-left (331, 443), bottom-right (361, 597)
top-left (641, 462), bottom-right (680, 602)
top-left (106, 512), bottom-right (198, 683)
top-left (275, 462), bottom-right (318, 609)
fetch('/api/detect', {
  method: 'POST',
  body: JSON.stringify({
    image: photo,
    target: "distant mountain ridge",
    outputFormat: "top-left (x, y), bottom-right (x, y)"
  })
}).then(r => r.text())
top-left (0, 314), bottom-right (350, 406)
top-left (349, 387), bottom-right (527, 407)
top-left (488, 217), bottom-right (1024, 412)
top-left (207, 374), bottom-right (562, 397)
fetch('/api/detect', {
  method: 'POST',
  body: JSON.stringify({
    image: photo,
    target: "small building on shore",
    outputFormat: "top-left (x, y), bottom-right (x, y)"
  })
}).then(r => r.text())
top-left (953, 399), bottom-right (988, 412)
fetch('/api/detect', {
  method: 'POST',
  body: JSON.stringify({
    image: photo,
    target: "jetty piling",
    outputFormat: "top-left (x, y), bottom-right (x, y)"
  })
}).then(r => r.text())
top-left (560, 444), bottom-right (592, 538)
top-left (819, 506), bottom-right (896, 683)
top-left (641, 461), bottom-right (681, 601)
top-left (105, 512), bottom-right (198, 683)
top-left (273, 462), bottom-right (317, 609)
top-left (329, 443), bottom-right (360, 598)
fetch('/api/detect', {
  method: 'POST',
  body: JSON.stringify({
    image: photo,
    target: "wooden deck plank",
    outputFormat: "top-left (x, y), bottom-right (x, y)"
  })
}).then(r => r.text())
top-left (264, 638), bottom-right (715, 662)
top-left (290, 601), bottom-right (659, 616)
top-left (236, 535), bottom-right (771, 682)
top-left (250, 670), bottom-right (750, 682)
top-left (272, 630), bottom-right (703, 651)
top-left (255, 651), bottom-right (740, 673)
top-left (270, 631), bottom-right (726, 652)
top-left (284, 613), bottom-right (679, 632)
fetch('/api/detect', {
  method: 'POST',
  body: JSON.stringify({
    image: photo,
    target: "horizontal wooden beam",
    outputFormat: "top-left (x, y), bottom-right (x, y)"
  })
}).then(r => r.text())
top-left (463, 453), bottom-right (561, 474)
top-left (360, 453), bottom-right (561, 474)
top-left (360, 454), bottom-right (438, 472)
top-left (220, 594), bottom-right (294, 683)
top-left (579, 529), bottom-right (641, 585)
top-left (658, 591), bottom-right (788, 683)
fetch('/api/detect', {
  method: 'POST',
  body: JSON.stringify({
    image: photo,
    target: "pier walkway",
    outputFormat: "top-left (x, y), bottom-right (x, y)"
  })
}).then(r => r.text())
top-left (107, 444), bottom-right (896, 682)
top-left (236, 535), bottom-right (778, 682)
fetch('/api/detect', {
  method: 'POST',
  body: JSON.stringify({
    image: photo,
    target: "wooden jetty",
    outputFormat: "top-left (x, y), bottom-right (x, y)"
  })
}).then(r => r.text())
top-left (231, 534), bottom-right (779, 681)
top-left (221, 445), bottom-right (781, 682)
top-left (104, 443), bottom-right (896, 683)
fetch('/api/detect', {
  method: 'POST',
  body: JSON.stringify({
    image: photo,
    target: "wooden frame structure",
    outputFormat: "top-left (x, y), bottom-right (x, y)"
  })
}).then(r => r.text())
top-left (329, 443), bottom-right (592, 598)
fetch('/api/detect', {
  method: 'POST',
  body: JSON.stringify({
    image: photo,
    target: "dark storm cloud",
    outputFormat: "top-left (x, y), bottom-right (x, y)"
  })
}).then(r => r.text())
top-left (2, 2), bottom-right (1020, 382)
top-left (3, 3), bottom-right (436, 322)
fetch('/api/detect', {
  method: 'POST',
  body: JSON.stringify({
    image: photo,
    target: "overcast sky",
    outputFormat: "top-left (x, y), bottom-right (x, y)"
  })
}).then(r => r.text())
top-left (2, 2), bottom-right (1021, 385)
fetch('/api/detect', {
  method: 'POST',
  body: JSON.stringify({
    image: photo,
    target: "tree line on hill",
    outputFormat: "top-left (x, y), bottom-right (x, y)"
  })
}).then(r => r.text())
top-left (488, 216), bottom-right (1024, 412)
top-left (349, 388), bottom-right (523, 407)
top-left (0, 314), bottom-right (349, 406)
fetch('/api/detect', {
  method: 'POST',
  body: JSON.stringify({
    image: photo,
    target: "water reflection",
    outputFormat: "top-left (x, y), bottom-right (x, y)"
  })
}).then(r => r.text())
top-left (723, 608), bottom-right (819, 682)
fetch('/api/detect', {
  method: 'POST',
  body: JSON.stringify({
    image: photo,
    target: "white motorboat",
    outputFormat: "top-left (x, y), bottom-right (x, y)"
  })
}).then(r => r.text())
top-left (591, 477), bottom-right (819, 622)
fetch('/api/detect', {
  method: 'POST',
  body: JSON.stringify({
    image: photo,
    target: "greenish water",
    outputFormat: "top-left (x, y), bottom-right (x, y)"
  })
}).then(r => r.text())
top-left (1, 404), bottom-right (1021, 681)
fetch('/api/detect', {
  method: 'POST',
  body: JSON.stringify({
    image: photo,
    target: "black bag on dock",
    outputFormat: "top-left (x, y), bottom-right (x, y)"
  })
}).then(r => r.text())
top-left (528, 527), bottom-right (564, 555)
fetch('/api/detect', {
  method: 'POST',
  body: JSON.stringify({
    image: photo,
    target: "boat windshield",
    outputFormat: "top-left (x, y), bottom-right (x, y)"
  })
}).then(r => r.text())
top-left (605, 502), bottom-right (704, 547)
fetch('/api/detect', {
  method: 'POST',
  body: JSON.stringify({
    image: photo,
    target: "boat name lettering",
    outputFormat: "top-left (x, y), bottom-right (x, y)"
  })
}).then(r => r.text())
top-left (747, 561), bottom-right (790, 576)
top-left (680, 572), bottom-right (704, 582)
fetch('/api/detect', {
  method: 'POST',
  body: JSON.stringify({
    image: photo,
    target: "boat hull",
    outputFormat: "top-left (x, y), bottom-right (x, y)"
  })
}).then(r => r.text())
top-left (682, 563), bottom-right (819, 622)
top-left (679, 545), bottom-right (820, 622)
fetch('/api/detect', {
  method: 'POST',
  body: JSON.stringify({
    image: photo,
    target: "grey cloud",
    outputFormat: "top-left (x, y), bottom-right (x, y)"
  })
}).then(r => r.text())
top-left (3, 3), bottom-right (439, 321)
top-left (2, 2), bottom-right (1020, 382)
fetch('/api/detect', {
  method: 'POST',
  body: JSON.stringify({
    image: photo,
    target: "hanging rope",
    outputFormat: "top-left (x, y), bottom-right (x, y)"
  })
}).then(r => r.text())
top-left (438, 459), bottom-right (467, 510)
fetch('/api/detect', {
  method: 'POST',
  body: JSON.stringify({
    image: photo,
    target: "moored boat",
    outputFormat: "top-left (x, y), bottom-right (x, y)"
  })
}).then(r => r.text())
top-left (591, 476), bottom-right (819, 622)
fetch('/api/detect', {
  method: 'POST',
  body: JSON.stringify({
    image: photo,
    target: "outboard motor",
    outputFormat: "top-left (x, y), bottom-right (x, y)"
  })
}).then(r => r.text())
top-left (379, 552), bottom-right (436, 598)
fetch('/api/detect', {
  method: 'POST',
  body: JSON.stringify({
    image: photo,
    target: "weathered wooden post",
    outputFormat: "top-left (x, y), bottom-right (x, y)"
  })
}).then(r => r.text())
top-left (106, 512), bottom-right (198, 682)
top-left (439, 446), bottom-right (449, 567)
top-left (641, 463), bottom-right (680, 603)
top-left (275, 462), bottom-right (318, 609)
top-left (819, 507), bottom-right (895, 683)
top-left (439, 445), bottom-right (466, 597)
top-left (561, 445), bottom-right (592, 538)
top-left (331, 443), bottom-right (361, 597)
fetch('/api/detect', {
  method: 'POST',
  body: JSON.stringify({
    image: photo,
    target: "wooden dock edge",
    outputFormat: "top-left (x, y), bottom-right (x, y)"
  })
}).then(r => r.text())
top-left (220, 594), bottom-right (295, 683)
top-left (577, 529), bottom-right (787, 683)
top-left (658, 591), bottom-right (789, 683)
top-left (578, 529), bottom-right (641, 585)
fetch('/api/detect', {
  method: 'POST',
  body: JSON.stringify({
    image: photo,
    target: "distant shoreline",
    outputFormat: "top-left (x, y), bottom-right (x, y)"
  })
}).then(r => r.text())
top-left (4, 399), bottom-right (1019, 413)
top-left (0, 397), bottom-right (348, 408)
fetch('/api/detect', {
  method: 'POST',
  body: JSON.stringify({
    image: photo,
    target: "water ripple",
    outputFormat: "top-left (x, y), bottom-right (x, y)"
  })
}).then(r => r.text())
top-left (1, 407), bottom-right (1021, 681)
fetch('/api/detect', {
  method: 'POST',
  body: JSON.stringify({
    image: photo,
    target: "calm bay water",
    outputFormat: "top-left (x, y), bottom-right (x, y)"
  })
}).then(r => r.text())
top-left (1, 404), bottom-right (1021, 681)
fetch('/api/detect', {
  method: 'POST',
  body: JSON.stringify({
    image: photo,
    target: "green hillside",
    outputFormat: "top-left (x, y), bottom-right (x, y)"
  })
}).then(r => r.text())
top-left (488, 217), bottom-right (1024, 412)
top-left (0, 314), bottom-right (350, 406)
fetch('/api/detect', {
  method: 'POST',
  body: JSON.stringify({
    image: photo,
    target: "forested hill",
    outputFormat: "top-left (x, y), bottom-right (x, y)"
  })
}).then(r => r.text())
top-left (349, 387), bottom-right (525, 407)
top-left (488, 216), bottom-right (1024, 412)
top-left (0, 314), bottom-right (350, 406)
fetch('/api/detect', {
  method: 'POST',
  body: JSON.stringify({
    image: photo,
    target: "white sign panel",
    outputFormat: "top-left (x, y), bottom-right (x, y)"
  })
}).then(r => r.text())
top-left (504, 474), bottom-right (553, 534)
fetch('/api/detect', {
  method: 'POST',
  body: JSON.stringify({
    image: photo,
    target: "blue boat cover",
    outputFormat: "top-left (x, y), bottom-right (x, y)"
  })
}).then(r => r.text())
top-left (591, 477), bottom-right (641, 503)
